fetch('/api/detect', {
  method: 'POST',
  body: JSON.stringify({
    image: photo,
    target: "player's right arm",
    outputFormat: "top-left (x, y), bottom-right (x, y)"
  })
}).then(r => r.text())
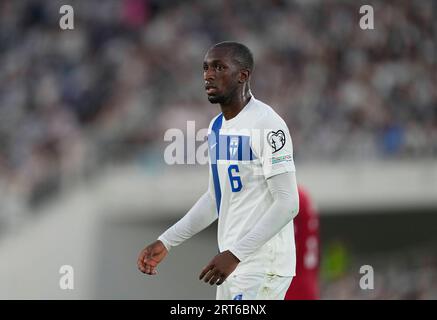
top-left (157, 188), bottom-right (217, 250)
top-left (137, 173), bottom-right (218, 275)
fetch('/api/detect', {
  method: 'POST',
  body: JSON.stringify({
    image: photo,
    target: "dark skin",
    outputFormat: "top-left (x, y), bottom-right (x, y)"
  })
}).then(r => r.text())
top-left (137, 46), bottom-right (252, 286)
top-left (203, 47), bottom-right (252, 120)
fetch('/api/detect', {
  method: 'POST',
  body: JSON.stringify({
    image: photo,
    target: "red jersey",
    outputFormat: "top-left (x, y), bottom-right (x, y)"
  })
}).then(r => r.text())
top-left (285, 186), bottom-right (320, 300)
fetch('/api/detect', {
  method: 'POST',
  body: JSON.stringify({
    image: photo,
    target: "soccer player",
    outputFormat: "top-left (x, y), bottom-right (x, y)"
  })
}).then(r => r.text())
top-left (137, 41), bottom-right (299, 300)
top-left (285, 186), bottom-right (320, 300)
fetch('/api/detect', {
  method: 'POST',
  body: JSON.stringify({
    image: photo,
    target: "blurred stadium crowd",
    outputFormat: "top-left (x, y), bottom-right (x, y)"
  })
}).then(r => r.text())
top-left (0, 0), bottom-right (437, 294)
top-left (322, 246), bottom-right (437, 299)
top-left (1, 0), bottom-right (436, 216)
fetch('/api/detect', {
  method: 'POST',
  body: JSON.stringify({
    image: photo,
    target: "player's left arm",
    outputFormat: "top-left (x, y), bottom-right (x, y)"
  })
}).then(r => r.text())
top-left (199, 172), bottom-right (299, 285)
top-left (229, 113), bottom-right (299, 261)
top-left (228, 171), bottom-right (299, 262)
top-left (199, 114), bottom-right (299, 285)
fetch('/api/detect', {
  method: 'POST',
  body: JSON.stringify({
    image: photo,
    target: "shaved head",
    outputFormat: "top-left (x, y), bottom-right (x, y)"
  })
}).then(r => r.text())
top-left (210, 41), bottom-right (254, 73)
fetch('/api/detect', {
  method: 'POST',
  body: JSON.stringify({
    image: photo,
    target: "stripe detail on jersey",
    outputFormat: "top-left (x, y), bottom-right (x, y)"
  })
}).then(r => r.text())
top-left (209, 114), bottom-right (223, 215)
top-left (219, 135), bottom-right (255, 161)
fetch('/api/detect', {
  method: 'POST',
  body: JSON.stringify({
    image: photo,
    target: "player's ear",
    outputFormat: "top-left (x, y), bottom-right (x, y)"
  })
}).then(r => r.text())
top-left (238, 69), bottom-right (250, 83)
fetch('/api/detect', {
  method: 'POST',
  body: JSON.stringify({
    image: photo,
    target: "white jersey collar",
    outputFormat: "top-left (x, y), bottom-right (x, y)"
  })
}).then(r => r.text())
top-left (222, 95), bottom-right (256, 128)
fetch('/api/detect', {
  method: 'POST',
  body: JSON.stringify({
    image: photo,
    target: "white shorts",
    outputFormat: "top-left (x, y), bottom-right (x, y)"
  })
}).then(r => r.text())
top-left (216, 273), bottom-right (293, 300)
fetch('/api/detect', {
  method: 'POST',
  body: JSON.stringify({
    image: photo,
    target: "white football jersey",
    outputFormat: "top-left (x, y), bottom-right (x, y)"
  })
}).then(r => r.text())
top-left (207, 96), bottom-right (296, 277)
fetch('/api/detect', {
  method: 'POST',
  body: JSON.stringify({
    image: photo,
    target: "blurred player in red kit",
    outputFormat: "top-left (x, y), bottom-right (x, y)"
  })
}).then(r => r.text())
top-left (285, 186), bottom-right (320, 300)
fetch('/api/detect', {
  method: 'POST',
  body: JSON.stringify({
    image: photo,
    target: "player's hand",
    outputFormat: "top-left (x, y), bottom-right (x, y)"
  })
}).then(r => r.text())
top-left (199, 250), bottom-right (240, 286)
top-left (137, 240), bottom-right (168, 275)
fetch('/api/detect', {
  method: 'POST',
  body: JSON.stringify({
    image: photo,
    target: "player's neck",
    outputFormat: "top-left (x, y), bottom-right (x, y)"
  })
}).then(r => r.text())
top-left (220, 88), bottom-right (252, 121)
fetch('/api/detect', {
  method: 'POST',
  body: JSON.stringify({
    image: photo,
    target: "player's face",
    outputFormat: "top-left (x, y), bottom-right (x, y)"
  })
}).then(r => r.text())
top-left (203, 48), bottom-right (241, 104)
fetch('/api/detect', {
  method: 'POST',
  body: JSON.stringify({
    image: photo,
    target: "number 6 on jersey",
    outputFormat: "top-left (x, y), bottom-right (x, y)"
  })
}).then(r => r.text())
top-left (228, 165), bottom-right (243, 192)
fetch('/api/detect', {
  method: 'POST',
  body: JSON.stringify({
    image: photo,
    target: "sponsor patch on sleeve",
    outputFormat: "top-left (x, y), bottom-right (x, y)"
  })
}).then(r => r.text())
top-left (271, 154), bottom-right (293, 165)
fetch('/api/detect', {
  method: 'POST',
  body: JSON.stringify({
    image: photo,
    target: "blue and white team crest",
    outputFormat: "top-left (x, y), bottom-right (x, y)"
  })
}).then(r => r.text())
top-left (233, 293), bottom-right (243, 300)
top-left (229, 137), bottom-right (239, 158)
